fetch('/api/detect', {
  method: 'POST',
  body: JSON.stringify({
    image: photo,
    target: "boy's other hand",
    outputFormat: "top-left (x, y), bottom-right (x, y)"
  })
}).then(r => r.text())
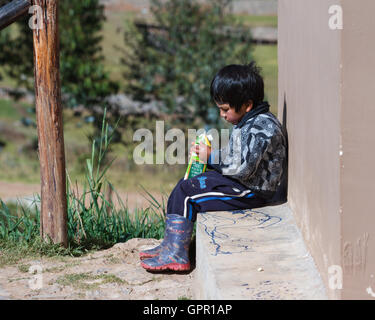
top-left (190, 142), bottom-right (211, 163)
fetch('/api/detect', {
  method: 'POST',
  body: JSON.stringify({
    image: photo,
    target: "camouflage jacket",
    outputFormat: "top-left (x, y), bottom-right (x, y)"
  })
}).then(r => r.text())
top-left (208, 102), bottom-right (287, 198)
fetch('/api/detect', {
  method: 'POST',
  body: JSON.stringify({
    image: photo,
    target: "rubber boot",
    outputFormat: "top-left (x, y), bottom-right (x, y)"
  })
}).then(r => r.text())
top-left (141, 214), bottom-right (194, 272)
top-left (139, 215), bottom-right (173, 260)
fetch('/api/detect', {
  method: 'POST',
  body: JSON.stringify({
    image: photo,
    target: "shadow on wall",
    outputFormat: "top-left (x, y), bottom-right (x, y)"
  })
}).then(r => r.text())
top-left (267, 93), bottom-right (289, 206)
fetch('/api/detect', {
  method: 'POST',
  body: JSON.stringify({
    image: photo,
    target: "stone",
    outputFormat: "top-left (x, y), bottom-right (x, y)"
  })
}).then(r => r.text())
top-left (194, 204), bottom-right (328, 299)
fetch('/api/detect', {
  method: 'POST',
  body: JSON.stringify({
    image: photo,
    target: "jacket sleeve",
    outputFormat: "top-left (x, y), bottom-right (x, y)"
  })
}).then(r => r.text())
top-left (207, 145), bottom-right (226, 173)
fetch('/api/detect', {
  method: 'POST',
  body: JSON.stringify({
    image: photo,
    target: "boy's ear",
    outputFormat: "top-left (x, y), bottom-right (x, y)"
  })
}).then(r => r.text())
top-left (245, 101), bottom-right (253, 112)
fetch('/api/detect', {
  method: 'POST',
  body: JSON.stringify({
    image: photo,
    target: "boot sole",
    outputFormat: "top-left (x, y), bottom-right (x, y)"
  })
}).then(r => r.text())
top-left (141, 261), bottom-right (190, 271)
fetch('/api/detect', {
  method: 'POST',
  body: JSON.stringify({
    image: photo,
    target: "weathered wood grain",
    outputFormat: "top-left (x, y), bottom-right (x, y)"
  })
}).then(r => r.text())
top-left (32, 0), bottom-right (67, 247)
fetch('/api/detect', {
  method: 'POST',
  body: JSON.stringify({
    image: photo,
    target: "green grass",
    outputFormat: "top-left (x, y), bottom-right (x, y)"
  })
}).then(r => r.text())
top-left (252, 44), bottom-right (278, 114)
top-left (0, 100), bottom-right (41, 183)
top-left (230, 14), bottom-right (277, 28)
top-left (0, 99), bottom-right (18, 120)
top-left (0, 114), bottom-right (167, 266)
top-left (0, 237), bottom-right (80, 268)
top-left (100, 10), bottom-right (278, 94)
top-left (0, 97), bottom-right (185, 190)
top-left (0, 98), bottom-right (39, 183)
top-left (0, 23), bottom-right (19, 88)
top-left (0, 72), bottom-right (17, 88)
top-left (0, 98), bottom-right (35, 124)
top-left (0, 99), bottom-right (183, 189)
top-left (17, 263), bottom-right (31, 273)
top-left (100, 11), bottom-right (136, 90)
top-left (56, 272), bottom-right (125, 290)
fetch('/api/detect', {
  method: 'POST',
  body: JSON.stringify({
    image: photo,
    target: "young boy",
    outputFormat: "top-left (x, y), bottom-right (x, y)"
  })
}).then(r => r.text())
top-left (140, 62), bottom-right (287, 272)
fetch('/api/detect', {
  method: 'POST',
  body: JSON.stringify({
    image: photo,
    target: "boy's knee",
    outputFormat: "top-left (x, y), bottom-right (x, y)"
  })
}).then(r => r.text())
top-left (172, 178), bottom-right (199, 198)
top-left (170, 179), bottom-right (192, 199)
top-left (173, 171), bottom-right (217, 196)
top-left (181, 176), bottom-right (209, 194)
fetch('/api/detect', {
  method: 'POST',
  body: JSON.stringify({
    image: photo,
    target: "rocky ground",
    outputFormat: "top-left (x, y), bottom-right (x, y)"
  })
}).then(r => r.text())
top-left (0, 238), bottom-right (195, 300)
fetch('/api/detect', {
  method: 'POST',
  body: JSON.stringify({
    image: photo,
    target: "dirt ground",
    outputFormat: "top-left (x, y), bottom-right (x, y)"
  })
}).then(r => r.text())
top-left (0, 182), bottom-right (195, 300)
top-left (0, 238), bottom-right (196, 300)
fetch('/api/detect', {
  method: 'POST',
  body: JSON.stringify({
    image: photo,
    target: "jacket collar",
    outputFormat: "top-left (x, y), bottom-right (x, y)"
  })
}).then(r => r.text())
top-left (235, 101), bottom-right (270, 129)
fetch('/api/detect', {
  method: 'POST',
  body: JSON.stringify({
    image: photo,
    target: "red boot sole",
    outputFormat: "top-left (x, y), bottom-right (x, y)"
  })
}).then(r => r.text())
top-left (141, 261), bottom-right (190, 271)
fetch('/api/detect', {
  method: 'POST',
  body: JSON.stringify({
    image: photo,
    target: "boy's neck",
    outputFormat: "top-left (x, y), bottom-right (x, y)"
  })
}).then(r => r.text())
top-left (235, 101), bottom-right (270, 128)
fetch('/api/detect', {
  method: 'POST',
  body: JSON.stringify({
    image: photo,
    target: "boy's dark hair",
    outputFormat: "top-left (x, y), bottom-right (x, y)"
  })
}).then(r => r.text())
top-left (210, 62), bottom-right (264, 112)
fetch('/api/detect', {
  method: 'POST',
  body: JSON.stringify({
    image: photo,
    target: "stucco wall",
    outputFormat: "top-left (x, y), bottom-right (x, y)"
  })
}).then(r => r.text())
top-left (278, 0), bottom-right (375, 299)
top-left (340, 0), bottom-right (375, 299)
top-left (278, 0), bottom-right (342, 300)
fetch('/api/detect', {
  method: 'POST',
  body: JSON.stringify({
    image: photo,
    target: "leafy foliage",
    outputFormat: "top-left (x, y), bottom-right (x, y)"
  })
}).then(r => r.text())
top-left (122, 0), bottom-right (253, 125)
top-left (0, 0), bottom-right (118, 110)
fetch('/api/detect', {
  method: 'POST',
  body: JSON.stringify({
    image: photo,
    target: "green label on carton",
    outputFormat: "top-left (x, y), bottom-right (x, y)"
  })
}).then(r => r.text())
top-left (185, 162), bottom-right (206, 180)
top-left (184, 133), bottom-right (211, 180)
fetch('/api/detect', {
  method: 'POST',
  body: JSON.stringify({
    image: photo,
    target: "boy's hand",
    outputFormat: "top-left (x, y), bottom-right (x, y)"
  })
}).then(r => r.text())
top-left (190, 141), bottom-right (211, 163)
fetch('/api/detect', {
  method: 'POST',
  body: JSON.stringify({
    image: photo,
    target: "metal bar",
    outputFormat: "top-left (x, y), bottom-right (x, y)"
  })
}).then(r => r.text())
top-left (0, 0), bottom-right (30, 31)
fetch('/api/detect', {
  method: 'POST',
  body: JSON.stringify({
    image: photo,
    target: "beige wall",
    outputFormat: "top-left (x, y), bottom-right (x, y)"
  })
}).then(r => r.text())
top-left (340, 0), bottom-right (375, 299)
top-left (278, 0), bottom-right (375, 299)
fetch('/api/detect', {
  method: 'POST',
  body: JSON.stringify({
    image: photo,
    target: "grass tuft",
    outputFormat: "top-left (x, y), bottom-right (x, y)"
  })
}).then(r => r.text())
top-left (0, 111), bottom-right (167, 265)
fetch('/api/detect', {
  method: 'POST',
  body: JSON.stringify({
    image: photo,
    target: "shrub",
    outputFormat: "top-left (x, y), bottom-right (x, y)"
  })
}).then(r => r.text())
top-left (122, 0), bottom-right (253, 126)
top-left (0, 0), bottom-right (118, 116)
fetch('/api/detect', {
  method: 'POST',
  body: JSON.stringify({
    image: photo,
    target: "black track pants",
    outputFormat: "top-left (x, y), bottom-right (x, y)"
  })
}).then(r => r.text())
top-left (167, 170), bottom-right (269, 222)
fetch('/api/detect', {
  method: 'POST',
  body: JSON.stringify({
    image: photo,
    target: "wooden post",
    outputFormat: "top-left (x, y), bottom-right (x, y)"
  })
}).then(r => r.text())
top-left (0, 0), bottom-right (30, 31)
top-left (32, 0), bottom-right (67, 247)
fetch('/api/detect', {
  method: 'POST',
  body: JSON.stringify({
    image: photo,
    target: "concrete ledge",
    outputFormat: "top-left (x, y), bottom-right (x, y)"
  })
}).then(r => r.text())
top-left (194, 203), bottom-right (328, 300)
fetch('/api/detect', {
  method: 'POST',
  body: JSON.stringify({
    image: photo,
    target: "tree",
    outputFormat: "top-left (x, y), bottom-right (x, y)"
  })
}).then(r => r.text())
top-left (0, 0), bottom-right (34, 89)
top-left (122, 0), bottom-right (253, 126)
top-left (0, 0), bottom-right (118, 113)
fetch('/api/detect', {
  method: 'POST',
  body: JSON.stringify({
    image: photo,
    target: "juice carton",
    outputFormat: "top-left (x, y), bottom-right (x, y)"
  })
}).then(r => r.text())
top-left (184, 133), bottom-right (213, 180)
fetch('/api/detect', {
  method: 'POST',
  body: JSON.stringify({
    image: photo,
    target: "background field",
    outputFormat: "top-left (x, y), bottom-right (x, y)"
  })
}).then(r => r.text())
top-left (0, 8), bottom-right (278, 198)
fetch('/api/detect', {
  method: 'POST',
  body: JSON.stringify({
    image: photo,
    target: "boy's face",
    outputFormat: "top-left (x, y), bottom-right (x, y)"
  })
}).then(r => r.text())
top-left (216, 102), bottom-right (253, 125)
